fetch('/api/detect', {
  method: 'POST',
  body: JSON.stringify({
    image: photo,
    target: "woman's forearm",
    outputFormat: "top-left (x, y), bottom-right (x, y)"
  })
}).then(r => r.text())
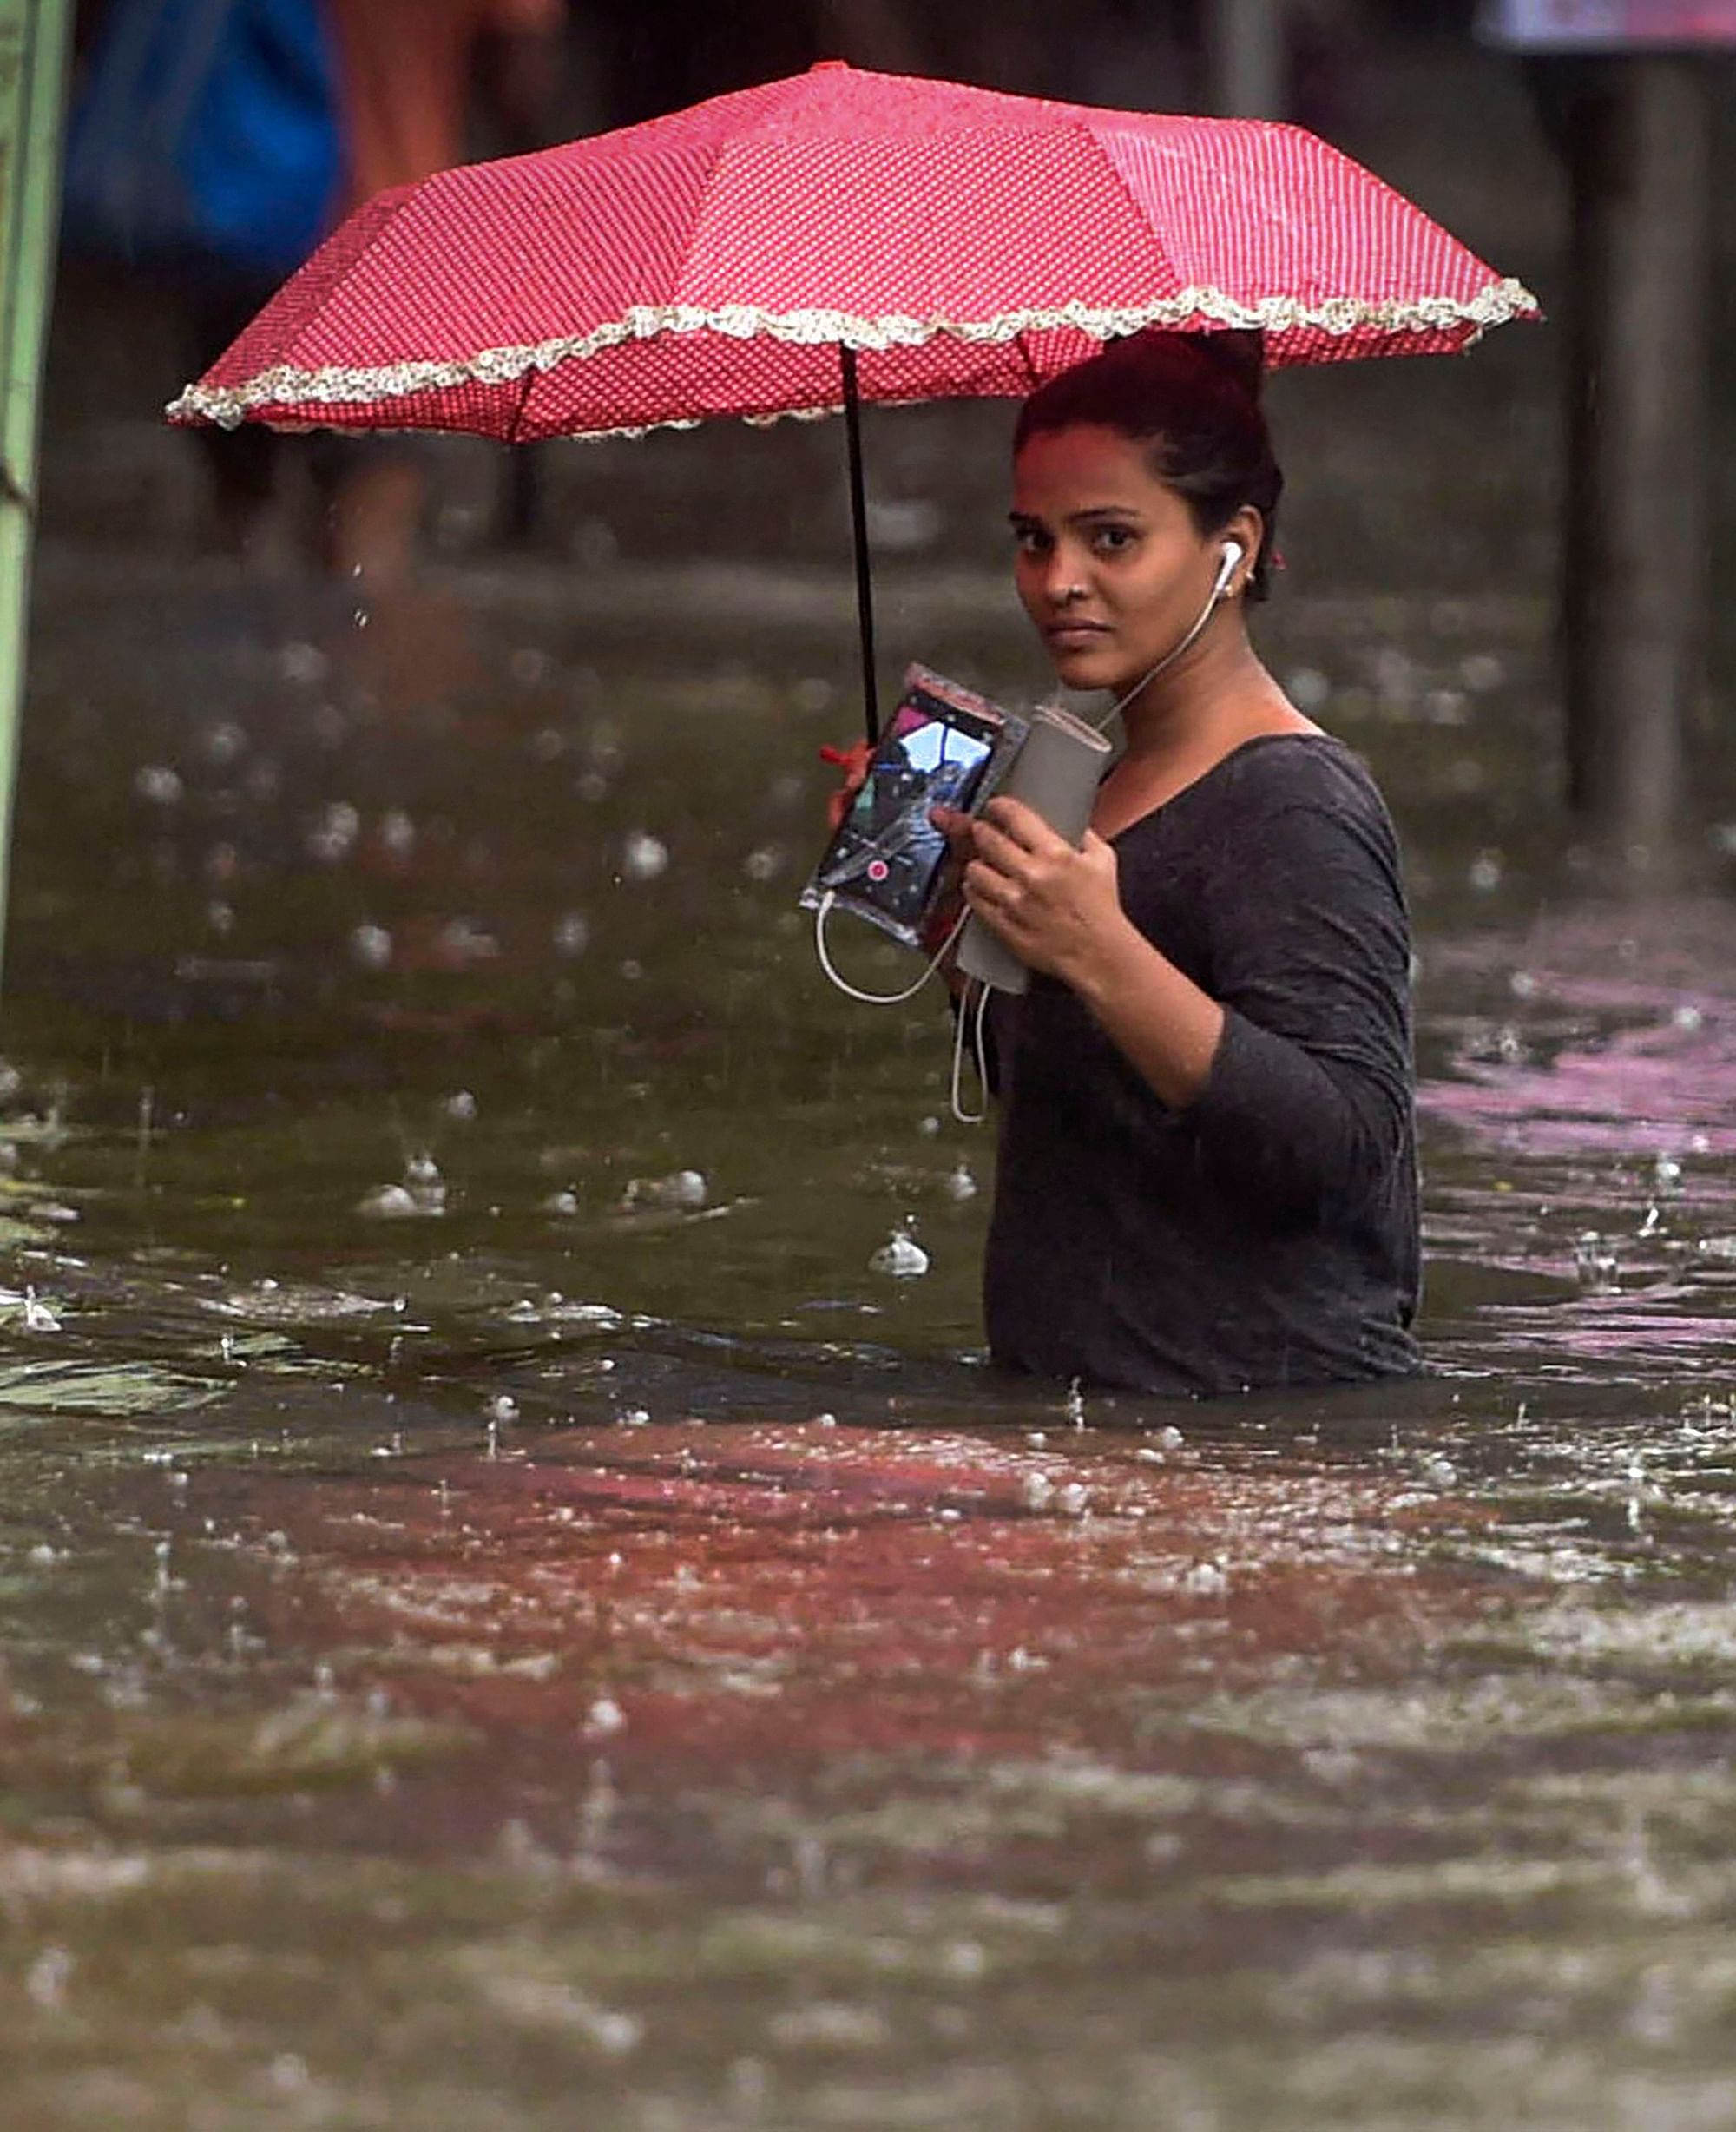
top-left (1061, 917), bottom-right (1226, 1111)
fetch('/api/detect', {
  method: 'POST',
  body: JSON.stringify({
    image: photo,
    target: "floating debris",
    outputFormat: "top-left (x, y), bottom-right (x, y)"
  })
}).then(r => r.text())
top-left (941, 1161), bottom-right (977, 1203)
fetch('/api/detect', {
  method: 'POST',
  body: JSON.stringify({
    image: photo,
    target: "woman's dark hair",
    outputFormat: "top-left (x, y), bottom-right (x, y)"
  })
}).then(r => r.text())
top-left (1013, 330), bottom-right (1283, 601)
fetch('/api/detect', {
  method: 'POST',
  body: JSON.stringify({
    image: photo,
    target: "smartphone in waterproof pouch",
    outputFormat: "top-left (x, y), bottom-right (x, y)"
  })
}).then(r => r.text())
top-left (801, 666), bottom-right (1028, 949)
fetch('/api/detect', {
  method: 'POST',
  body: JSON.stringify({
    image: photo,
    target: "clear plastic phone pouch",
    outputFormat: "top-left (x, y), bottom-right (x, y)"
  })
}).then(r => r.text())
top-left (799, 664), bottom-right (1027, 950)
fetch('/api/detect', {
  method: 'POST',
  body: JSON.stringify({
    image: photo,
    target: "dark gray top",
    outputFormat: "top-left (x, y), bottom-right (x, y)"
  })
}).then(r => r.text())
top-left (983, 732), bottom-right (1420, 1397)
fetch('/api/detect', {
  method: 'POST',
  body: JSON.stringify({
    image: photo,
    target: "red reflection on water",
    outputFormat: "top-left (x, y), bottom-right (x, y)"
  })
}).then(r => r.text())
top-left (240, 1423), bottom-right (1494, 1770)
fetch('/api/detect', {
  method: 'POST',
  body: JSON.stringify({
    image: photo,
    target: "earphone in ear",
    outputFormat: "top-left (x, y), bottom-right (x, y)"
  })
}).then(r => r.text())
top-left (1213, 539), bottom-right (1245, 598)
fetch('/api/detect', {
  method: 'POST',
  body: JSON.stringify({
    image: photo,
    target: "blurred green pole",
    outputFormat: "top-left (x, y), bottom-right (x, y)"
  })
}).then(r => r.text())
top-left (0, 0), bottom-right (71, 986)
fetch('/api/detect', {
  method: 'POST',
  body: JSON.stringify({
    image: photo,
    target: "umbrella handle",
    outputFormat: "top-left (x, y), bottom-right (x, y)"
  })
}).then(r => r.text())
top-left (840, 346), bottom-right (879, 747)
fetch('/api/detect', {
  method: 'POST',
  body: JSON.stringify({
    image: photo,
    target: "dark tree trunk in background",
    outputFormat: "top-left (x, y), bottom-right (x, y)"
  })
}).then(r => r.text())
top-left (1206, 0), bottom-right (1286, 116)
top-left (1562, 57), bottom-right (1712, 868)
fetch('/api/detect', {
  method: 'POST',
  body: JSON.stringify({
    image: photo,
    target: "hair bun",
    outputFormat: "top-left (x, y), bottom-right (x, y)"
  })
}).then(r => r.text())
top-left (1193, 329), bottom-right (1266, 406)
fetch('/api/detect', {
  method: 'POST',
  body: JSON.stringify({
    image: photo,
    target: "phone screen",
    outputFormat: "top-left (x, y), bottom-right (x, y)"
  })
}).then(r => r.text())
top-left (817, 691), bottom-right (998, 928)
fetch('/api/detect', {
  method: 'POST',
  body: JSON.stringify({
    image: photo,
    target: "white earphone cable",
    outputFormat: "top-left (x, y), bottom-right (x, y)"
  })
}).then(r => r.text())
top-left (812, 890), bottom-right (970, 1005)
top-left (1083, 551), bottom-right (1240, 736)
top-left (949, 977), bottom-right (992, 1126)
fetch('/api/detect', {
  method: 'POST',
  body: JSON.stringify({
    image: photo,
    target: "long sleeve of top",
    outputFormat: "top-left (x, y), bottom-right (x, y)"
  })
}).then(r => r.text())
top-left (983, 733), bottom-right (1420, 1397)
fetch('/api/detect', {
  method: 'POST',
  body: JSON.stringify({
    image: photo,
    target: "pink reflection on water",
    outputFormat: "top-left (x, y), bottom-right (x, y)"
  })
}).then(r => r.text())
top-left (1421, 902), bottom-right (1736, 1159)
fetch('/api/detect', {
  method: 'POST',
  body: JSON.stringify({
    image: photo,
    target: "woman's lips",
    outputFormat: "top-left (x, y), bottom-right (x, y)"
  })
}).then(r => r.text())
top-left (1045, 621), bottom-right (1111, 648)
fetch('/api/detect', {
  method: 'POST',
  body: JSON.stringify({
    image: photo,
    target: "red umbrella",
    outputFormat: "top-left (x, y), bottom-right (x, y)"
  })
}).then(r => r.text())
top-left (171, 61), bottom-right (1538, 733)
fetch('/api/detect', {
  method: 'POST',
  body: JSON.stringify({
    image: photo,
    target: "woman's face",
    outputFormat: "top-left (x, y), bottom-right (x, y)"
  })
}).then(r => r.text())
top-left (1010, 423), bottom-right (1245, 697)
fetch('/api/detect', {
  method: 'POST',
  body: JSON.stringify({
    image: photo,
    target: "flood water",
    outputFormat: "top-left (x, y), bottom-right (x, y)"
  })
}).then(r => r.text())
top-left (5, 412), bottom-right (1736, 2129)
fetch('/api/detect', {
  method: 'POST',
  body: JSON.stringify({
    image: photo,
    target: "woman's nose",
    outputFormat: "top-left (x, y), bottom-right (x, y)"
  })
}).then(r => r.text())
top-left (1041, 544), bottom-right (1085, 605)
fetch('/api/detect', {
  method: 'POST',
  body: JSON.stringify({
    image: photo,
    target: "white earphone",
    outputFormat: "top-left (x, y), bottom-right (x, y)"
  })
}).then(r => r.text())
top-left (1213, 538), bottom-right (1245, 599)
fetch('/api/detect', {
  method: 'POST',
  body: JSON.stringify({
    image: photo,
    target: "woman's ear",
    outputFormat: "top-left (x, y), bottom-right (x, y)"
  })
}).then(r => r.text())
top-left (1223, 504), bottom-right (1265, 595)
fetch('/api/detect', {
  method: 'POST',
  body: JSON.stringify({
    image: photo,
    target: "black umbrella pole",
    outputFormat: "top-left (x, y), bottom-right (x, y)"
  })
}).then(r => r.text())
top-left (840, 347), bottom-right (880, 745)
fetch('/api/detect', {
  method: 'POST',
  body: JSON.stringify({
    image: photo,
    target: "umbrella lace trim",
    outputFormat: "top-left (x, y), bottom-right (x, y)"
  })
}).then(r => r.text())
top-left (168, 280), bottom-right (1540, 429)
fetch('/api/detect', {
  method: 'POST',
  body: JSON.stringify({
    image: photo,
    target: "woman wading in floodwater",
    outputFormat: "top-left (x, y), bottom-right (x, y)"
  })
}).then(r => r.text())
top-left (934, 331), bottom-right (1419, 1398)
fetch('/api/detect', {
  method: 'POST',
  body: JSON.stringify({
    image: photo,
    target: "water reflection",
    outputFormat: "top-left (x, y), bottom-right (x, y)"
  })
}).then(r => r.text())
top-left (0, 552), bottom-right (1733, 2127)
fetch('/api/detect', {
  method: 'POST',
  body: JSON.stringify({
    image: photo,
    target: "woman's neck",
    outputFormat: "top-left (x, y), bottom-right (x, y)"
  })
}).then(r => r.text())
top-left (1095, 627), bottom-right (1318, 833)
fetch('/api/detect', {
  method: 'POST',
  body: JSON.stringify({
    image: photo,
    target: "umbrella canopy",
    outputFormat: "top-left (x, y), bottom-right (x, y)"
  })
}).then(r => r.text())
top-left (169, 60), bottom-right (1537, 442)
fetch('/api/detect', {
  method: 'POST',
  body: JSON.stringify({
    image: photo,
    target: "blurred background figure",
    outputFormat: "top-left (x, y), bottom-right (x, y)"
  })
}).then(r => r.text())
top-left (63, 0), bottom-right (341, 564)
top-left (321, 0), bottom-right (566, 584)
top-left (62, 0), bottom-right (565, 579)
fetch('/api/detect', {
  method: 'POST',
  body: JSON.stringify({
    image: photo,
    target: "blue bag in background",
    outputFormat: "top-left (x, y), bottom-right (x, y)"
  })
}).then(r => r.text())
top-left (64, 0), bottom-right (341, 283)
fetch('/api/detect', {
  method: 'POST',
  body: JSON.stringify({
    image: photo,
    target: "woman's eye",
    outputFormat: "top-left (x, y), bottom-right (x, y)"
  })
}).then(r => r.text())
top-left (1092, 525), bottom-right (1135, 555)
top-left (1013, 528), bottom-right (1049, 556)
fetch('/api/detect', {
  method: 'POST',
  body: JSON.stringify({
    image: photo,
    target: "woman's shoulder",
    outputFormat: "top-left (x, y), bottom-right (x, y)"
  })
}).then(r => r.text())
top-left (1171, 733), bottom-right (1404, 888)
top-left (1209, 731), bottom-right (1389, 816)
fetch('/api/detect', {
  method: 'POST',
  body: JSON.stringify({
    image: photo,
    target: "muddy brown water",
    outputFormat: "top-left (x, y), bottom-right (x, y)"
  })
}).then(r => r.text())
top-left (2, 531), bottom-right (1735, 2131)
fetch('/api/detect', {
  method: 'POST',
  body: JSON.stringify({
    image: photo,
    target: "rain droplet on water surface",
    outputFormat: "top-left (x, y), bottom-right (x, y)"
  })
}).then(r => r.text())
top-left (404, 1152), bottom-right (446, 1214)
top-left (23, 1286), bottom-right (61, 1332)
top-left (508, 647), bottom-right (554, 688)
top-left (1286, 667), bottom-right (1330, 714)
top-left (133, 765), bottom-right (183, 806)
top-left (1574, 1230), bottom-right (1620, 1291)
top-left (435, 917), bottom-right (499, 965)
top-left (618, 1169), bottom-right (707, 1214)
top-left (584, 1696), bottom-right (627, 1739)
top-left (378, 808), bottom-right (417, 860)
top-left (278, 641), bottom-right (328, 685)
top-left (306, 801), bottom-right (360, 864)
top-left (553, 912), bottom-right (591, 957)
top-left (349, 924), bottom-right (393, 971)
top-left (869, 1226), bottom-right (930, 1279)
top-left (620, 832), bottom-right (669, 883)
top-left (201, 720), bottom-right (247, 766)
